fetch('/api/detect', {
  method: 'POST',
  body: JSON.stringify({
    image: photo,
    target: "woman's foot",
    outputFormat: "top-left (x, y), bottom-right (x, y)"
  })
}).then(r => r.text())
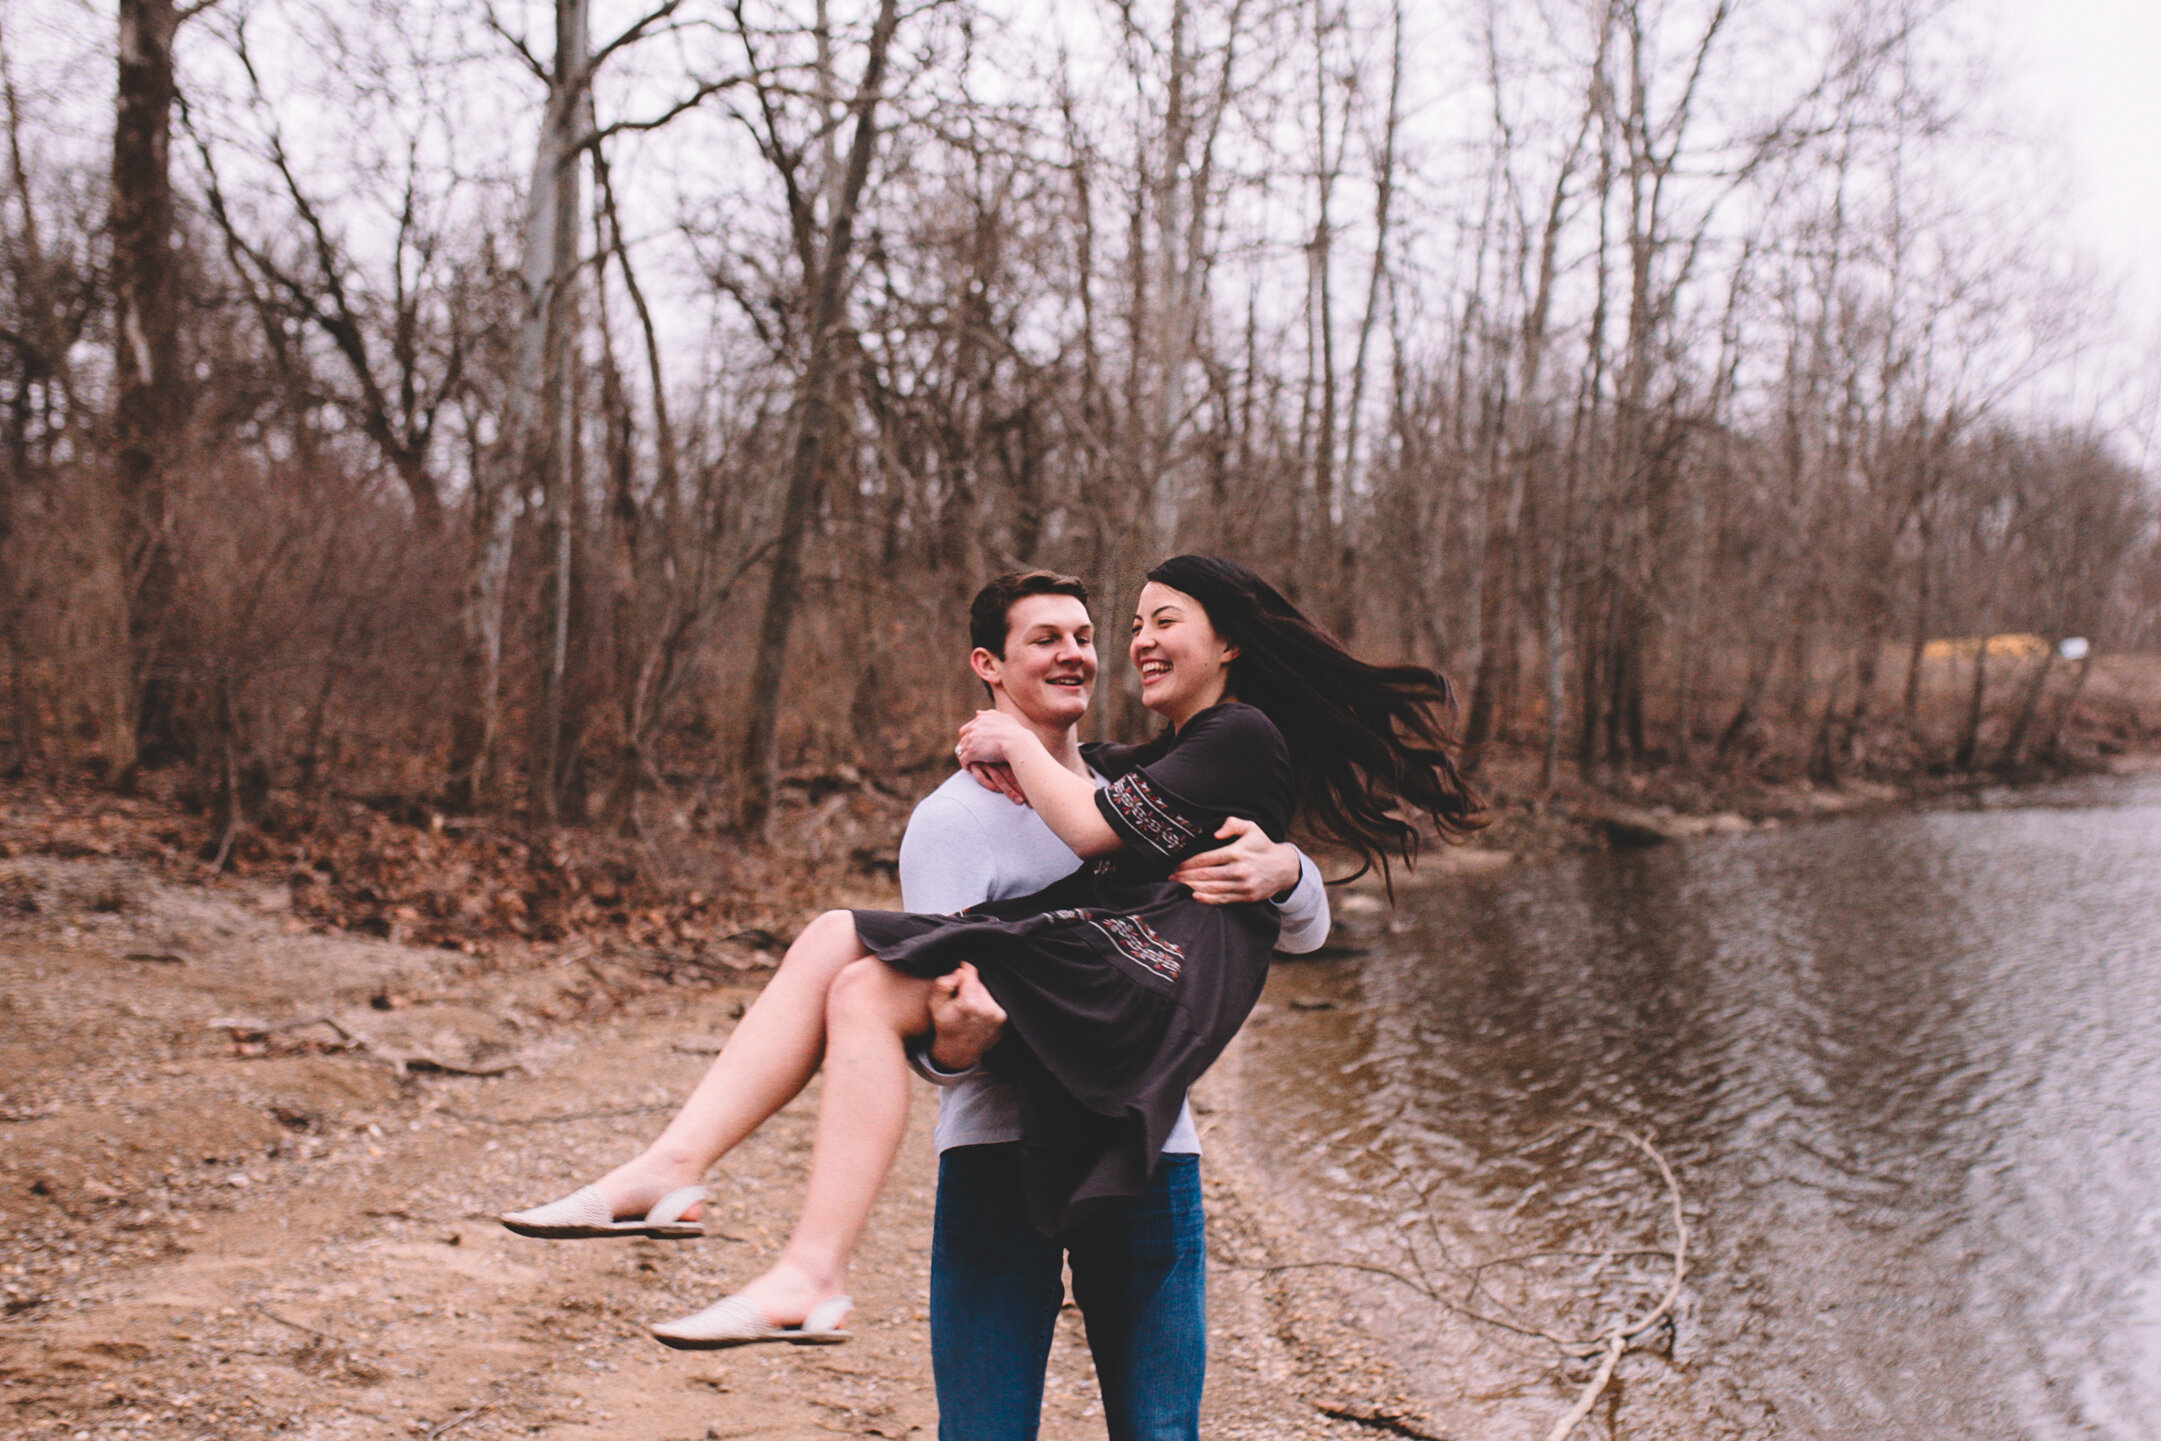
top-left (585, 1158), bottom-right (708, 1223)
top-left (724, 1259), bottom-right (842, 1327)
top-left (500, 1161), bottom-right (707, 1239)
top-left (649, 1259), bottom-right (850, 1349)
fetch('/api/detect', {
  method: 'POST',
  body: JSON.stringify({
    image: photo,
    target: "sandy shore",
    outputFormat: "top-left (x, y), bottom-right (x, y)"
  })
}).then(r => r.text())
top-left (0, 853), bottom-right (1421, 1440)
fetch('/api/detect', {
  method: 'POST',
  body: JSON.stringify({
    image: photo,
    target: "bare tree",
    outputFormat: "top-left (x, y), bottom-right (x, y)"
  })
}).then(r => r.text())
top-left (108, 0), bottom-right (191, 778)
top-left (4, 0), bottom-right (2152, 824)
top-left (734, 0), bottom-right (904, 834)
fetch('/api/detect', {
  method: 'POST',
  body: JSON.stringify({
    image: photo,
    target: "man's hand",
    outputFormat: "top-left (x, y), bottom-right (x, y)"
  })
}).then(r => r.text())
top-left (965, 761), bottom-right (1029, 806)
top-left (1169, 816), bottom-right (1302, 905)
top-left (926, 961), bottom-right (1007, 1071)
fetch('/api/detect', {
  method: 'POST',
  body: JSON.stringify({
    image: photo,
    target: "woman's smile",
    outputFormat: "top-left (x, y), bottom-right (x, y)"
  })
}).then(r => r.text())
top-left (1130, 581), bottom-right (1237, 728)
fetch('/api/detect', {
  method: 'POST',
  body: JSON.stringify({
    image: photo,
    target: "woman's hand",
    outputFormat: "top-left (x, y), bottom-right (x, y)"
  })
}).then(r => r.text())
top-left (957, 708), bottom-right (1122, 858)
top-left (965, 762), bottom-right (1029, 806)
top-left (955, 709), bottom-right (1034, 768)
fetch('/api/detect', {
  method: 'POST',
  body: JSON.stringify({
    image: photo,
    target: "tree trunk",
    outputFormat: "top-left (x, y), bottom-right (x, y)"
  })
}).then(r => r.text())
top-left (1807, 667), bottom-right (1845, 786)
top-left (1952, 634), bottom-right (1988, 772)
top-left (2042, 654), bottom-right (2093, 761)
top-left (1305, 0), bottom-right (1345, 631)
top-left (1841, 605), bottom-right (1892, 773)
top-left (1714, 635), bottom-right (1775, 765)
top-left (1461, 506), bottom-right (1513, 765)
top-left (1999, 647), bottom-right (2055, 769)
top-left (1901, 522), bottom-right (1931, 720)
top-left (446, 475), bottom-right (514, 814)
top-left (523, 0), bottom-right (591, 829)
top-left (109, 0), bottom-right (186, 778)
top-left (1538, 550), bottom-right (1566, 794)
top-left (736, 0), bottom-right (902, 835)
top-left (1576, 581), bottom-right (1607, 780)
top-left (1338, 0), bottom-right (1402, 644)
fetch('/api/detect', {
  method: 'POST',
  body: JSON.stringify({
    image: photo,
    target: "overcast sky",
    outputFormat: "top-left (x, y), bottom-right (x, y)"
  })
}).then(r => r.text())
top-left (1991, 0), bottom-right (2161, 315)
top-left (1985, 0), bottom-right (2161, 447)
top-left (17, 0), bottom-right (2157, 297)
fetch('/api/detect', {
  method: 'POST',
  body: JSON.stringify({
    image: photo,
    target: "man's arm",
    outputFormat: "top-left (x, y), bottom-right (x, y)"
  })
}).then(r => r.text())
top-left (898, 790), bottom-right (1009, 1077)
top-left (921, 963), bottom-right (1006, 1073)
top-left (1168, 818), bottom-right (1331, 953)
top-left (1270, 851), bottom-right (1330, 954)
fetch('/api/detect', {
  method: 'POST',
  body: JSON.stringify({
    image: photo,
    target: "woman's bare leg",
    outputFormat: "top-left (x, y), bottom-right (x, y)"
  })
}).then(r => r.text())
top-left (583, 910), bottom-right (871, 1217)
top-left (714, 957), bottom-right (938, 1324)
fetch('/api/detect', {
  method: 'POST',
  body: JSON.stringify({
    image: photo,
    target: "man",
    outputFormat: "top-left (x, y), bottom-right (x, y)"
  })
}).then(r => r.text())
top-left (901, 569), bottom-right (1330, 1441)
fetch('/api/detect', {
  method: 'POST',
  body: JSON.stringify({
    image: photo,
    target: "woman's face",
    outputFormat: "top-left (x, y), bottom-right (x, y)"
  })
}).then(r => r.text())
top-left (1130, 580), bottom-right (1238, 728)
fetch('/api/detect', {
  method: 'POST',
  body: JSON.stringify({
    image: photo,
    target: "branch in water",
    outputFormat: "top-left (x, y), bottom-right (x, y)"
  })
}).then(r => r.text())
top-left (1543, 1126), bottom-right (1692, 1441)
top-left (1543, 1333), bottom-right (1625, 1441)
top-left (1233, 1121), bottom-right (1693, 1441)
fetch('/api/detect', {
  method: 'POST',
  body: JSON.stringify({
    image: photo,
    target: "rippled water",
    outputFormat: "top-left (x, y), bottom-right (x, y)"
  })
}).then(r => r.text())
top-left (1236, 774), bottom-right (2161, 1438)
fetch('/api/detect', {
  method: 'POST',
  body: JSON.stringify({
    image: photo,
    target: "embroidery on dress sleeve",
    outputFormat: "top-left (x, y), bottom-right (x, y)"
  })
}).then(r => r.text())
top-left (1089, 914), bottom-right (1184, 982)
top-left (1103, 772), bottom-right (1204, 858)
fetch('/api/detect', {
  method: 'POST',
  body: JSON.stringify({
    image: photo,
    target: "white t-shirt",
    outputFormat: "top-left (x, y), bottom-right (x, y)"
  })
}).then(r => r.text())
top-left (897, 764), bottom-right (1332, 1154)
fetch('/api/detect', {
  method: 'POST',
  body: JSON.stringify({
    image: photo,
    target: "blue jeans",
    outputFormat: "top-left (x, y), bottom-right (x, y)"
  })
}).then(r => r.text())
top-left (930, 1144), bottom-right (1206, 1441)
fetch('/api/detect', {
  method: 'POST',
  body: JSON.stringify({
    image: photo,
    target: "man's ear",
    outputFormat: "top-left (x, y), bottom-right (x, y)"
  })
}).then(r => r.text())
top-left (1220, 641), bottom-right (1240, 664)
top-left (968, 647), bottom-right (1003, 689)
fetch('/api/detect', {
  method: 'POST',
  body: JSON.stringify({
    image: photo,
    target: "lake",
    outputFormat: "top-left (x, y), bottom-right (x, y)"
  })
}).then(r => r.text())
top-left (1232, 773), bottom-right (2161, 1438)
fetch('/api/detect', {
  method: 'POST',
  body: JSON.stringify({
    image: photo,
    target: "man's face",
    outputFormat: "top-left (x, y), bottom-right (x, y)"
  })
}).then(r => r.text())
top-left (973, 593), bottom-right (1096, 729)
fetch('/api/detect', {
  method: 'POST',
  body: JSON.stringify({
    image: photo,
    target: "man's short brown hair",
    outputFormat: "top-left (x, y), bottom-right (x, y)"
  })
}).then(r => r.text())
top-left (968, 570), bottom-right (1090, 656)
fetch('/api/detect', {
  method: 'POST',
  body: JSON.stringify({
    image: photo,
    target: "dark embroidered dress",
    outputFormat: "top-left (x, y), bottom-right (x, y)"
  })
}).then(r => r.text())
top-left (851, 702), bottom-right (1292, 1234)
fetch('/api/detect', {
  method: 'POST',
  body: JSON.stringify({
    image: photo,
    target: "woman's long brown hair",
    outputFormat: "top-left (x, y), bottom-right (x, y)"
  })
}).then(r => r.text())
top-left (1146, 554), bottom-right (1489, 886)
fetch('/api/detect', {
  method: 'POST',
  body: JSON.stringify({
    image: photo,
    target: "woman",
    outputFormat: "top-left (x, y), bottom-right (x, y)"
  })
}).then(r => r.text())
top-left (501, 556), bottom-right (1486, 1349)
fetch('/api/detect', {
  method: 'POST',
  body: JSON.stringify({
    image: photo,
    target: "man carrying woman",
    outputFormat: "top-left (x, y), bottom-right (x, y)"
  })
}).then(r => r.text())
top-left (899, 568), bottom-right (1331, 1441)
top-left (501, 556), bottom-right (1485, 1432)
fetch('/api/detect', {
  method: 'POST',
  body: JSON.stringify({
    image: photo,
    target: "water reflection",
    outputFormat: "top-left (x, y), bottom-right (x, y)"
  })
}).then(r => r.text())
top-left (1238, 774), bottom-right (2161, 1438)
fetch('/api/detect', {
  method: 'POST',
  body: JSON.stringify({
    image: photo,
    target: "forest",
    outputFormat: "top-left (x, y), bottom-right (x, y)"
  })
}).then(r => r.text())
top-left (5, 0), bottom-right (2157, 856)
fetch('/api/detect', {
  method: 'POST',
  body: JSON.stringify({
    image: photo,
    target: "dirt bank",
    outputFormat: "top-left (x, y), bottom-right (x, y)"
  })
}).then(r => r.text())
top-left (0, 854), bottom-right (1418, 1441)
